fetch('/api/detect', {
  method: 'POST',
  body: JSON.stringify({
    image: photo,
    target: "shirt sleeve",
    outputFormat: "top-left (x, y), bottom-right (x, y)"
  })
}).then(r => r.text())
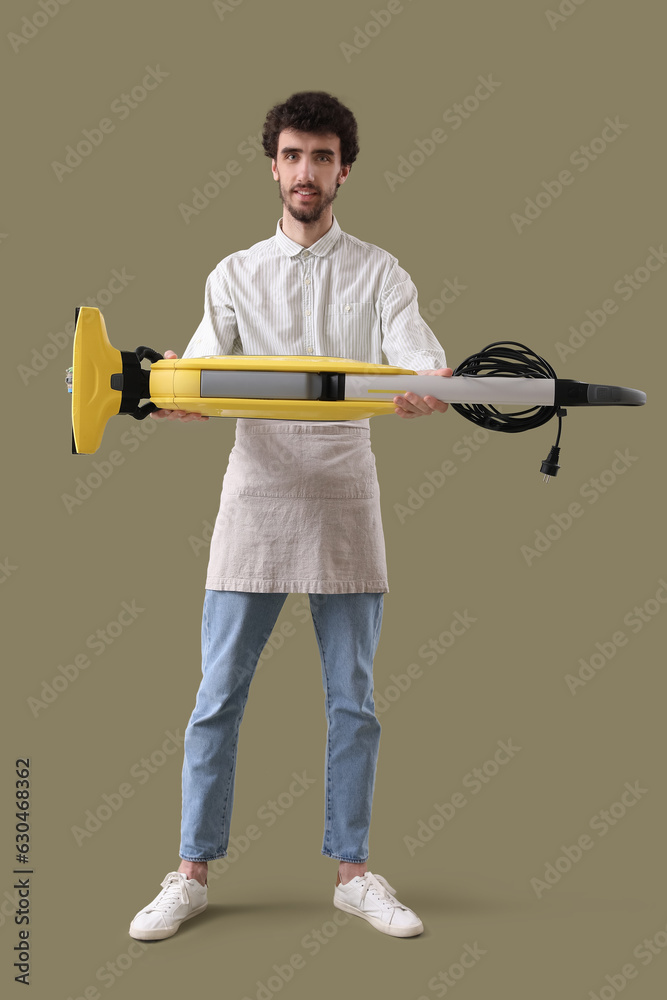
top-left (379, 260), bottom-right (447, 371)
top-left (181, 265), bottom-right (240, 358)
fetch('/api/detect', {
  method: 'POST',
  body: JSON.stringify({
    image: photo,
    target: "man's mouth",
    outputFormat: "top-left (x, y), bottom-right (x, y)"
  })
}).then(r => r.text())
top-left (294, 188), bottom-right (317, 199)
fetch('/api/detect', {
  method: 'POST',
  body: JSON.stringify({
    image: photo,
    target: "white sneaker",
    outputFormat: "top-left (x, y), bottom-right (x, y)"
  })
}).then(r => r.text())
top-left (129, 871), bottom-right (208, 940)
top-left (333, 870), bottom-right (424, 937)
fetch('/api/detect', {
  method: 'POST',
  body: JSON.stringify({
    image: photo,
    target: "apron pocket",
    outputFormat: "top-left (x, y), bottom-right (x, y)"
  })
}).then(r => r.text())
top-left (222, 429), bottom-right (377, 500)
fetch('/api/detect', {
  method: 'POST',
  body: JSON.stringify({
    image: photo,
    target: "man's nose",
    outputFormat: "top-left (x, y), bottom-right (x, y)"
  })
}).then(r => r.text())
top-left (297, 161), bottom-right (316, 183)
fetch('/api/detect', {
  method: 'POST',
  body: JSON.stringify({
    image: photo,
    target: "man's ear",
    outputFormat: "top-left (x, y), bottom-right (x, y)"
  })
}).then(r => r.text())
top-left (338, 164), bottom-right (351, 186)
top-left (271, 158), bottom-right (278, 181)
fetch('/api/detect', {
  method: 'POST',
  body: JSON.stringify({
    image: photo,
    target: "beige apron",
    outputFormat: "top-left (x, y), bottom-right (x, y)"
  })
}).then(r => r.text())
top-left (205, 418), bottom-right (388, 594)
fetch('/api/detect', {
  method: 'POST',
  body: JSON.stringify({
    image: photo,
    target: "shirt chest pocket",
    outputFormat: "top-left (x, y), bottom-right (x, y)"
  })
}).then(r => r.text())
top-left (324, 302), bottom-right (374, 357)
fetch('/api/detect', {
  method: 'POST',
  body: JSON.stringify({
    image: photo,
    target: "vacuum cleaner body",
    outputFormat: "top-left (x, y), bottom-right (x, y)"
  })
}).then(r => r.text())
top-left (69, 306), bottom-right (646, 456)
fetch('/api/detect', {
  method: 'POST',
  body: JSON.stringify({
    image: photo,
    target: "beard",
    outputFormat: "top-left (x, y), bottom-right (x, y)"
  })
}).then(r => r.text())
top-left (276, 173), bottom-right (339, 223)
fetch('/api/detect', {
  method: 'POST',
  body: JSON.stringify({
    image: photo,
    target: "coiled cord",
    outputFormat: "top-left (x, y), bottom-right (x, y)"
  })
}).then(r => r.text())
top-left (451, 341), bottom-right (566, 480)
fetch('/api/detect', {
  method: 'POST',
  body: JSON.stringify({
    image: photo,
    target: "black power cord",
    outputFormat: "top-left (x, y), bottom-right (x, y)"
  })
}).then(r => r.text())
top-left (450, 341), bottom-right (567, 482)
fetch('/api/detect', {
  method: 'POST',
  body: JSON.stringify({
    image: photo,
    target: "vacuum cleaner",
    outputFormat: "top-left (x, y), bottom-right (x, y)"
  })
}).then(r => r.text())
top-left (67, 306), bottom-right (646, 480)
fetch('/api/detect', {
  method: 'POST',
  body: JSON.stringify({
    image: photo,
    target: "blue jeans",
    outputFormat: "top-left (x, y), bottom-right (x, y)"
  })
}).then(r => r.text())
top-left (180, 590), bottom-right (384, 863)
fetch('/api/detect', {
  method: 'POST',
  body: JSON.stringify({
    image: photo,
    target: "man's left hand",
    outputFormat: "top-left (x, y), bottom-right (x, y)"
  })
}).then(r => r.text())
top-left (393, 368), bottom-right (453, 418)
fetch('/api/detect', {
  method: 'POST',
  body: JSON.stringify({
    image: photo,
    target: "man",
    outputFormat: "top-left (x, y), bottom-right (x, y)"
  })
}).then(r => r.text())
top-left (129, 91), bottom-right (451, 942)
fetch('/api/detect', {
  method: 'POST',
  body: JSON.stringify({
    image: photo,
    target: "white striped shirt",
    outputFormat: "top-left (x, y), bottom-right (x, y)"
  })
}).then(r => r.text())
top-left (182, 214), bottom-right (446, 371)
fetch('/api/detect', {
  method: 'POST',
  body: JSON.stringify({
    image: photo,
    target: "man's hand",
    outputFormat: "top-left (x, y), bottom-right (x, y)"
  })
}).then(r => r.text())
top-left (393, 368), bottom-right (453, 419)
top-left (149, 350), bottom-right (210, 421)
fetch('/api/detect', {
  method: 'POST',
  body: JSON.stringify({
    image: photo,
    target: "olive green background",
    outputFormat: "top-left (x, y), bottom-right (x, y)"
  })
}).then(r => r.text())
top-left (2, 0), bottom-right (665, 997)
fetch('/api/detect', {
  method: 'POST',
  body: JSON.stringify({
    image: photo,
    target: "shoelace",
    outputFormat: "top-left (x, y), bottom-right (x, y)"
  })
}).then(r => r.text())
top-left (145, 872), bottom-right (191, 913)
top-left (357, 872), bottom-right (406, 914)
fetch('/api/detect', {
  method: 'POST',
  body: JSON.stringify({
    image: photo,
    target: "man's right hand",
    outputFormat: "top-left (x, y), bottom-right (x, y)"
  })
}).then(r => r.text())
top-left (150, 350), bottom-right (210, 421)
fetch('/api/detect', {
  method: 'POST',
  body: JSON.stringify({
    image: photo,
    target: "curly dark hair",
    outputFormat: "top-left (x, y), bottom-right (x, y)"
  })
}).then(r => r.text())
top-left (262, 91), bottom-right (360, 170)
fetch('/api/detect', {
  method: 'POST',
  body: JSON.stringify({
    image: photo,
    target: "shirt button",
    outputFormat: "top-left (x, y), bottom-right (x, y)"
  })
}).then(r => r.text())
top-left (306, 346), bottom-right (313, 354)
top-left (303, 251), bottom-right (310, 258)
top-left (345, 304), bottom-right (351, 312)
top-left (305, 310), bottom-right (311, 316)
top-left (305, 279), bottom-right (311, 285)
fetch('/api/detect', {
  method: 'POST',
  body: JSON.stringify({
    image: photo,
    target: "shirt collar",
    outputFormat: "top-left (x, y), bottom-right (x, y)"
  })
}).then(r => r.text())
top-left (275, 215), bottom-right (342, 257)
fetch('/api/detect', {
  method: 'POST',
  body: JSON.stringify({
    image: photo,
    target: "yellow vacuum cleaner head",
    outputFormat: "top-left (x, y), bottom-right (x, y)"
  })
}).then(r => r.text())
top-left (70, 306), bottom-right (124, 455)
